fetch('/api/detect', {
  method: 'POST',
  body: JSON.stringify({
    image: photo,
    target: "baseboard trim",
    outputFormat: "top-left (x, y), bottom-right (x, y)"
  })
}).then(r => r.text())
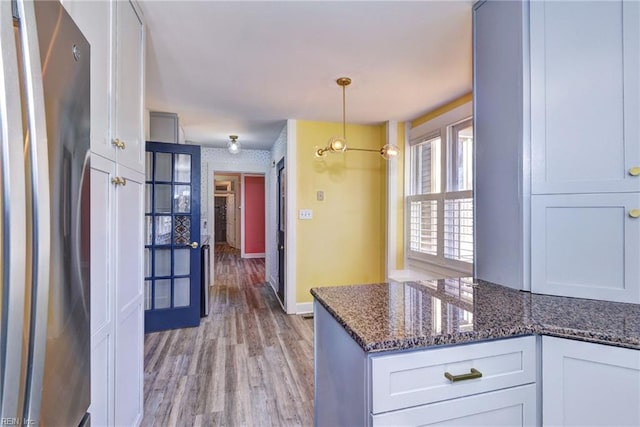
top-left (242, 252), bottom-right (266, 259)
top-left (268, 275), bottom-right (277, 292)
top-left (296, 302), bottom-right (313, 314)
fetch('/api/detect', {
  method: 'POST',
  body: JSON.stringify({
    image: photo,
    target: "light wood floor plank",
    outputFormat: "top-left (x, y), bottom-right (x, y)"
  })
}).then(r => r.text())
top-left (142, 243), bottom-right (314, 426)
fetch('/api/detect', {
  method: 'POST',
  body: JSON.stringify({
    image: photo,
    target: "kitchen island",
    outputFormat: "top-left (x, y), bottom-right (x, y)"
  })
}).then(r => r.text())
top-left (311, 279), bottom-right (640, 426)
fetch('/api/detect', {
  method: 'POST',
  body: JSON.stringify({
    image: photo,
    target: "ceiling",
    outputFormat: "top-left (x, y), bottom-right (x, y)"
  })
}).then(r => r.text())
top-left (139, 1), bottom-right (473, 150)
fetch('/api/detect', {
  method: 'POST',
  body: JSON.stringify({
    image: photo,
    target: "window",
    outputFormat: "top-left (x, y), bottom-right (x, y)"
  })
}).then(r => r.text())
top-left (407, 118), bottom-right (473, 272)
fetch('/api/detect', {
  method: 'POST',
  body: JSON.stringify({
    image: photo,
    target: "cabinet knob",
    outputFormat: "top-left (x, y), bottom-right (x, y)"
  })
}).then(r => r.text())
top-left (111, 177), bottom-right (127, 186)
top-left (111, 138), bottom-right (126, 150)
top-left (188, 241), bottom-right (199, 249)
top-left (629, 167), bottom-right (640, 176)
top-left (629, 209), bottom-right (640, 218)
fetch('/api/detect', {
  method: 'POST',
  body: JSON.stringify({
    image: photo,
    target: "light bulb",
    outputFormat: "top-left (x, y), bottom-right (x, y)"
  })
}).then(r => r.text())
top-left (228, 141), bottom-right (240, 154)
top-left (327, 136), bottom-right (347, 153)
top-left (380, 144), bottom-right (399, 160)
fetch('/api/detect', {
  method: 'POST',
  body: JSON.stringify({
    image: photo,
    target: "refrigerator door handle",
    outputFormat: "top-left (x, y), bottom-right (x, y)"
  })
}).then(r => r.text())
top-left (15, 0), bottom-right (51, 423)
top-left (0, 0), bottom-right (28, 421)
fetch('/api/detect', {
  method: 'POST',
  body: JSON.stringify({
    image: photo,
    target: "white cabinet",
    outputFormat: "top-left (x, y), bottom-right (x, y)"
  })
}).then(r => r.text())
top-left (474, 0), bottom-right (640, 303)
top-left (372, 384), bottom-right (537, 427)
top-left (65, 1), bottom-right (145, 425)
top-left (113, 1), bottom-right (145, 172)
top-left (530, 0), bottom-right (640, 195)
top-left (61, 0), bottom-right (113, 160)
top-left (473, 0), bottom-right (529, 291)
top-left (314, 302), bottom-right (538, 427)
top-left (542, 336), bottom-right (640, 427)
top-left (531, 193), bottom-right (640, 303)
top-left (89, 155), bottom-right (116, 425)
top-left (114, 165), bottom-right (145, 426)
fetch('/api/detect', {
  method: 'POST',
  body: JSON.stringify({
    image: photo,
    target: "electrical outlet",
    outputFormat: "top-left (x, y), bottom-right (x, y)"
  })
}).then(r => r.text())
top-left (299, 209), bottom-right (313, 220)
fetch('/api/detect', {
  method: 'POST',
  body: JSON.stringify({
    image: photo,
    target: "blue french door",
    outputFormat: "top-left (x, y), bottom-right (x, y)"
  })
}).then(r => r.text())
top-left (144, 142), bottom-right (201, 332)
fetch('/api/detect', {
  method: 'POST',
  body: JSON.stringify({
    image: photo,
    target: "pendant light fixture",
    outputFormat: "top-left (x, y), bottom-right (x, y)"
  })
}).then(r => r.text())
top-left (228, 135), bottom-right (240, 154)
top-left (314, 77), bottom-right (399, 160)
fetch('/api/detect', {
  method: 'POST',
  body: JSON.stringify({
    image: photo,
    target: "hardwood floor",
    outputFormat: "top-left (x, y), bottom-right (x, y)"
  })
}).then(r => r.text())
top-left (142, 244), bottom-right (314, 426)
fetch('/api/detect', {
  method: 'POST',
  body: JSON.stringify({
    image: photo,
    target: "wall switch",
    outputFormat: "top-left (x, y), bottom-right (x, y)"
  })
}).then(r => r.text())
top-left (317, 191), bottom-right (324, 201)
top-left (299, 209), bottom-right (313, 220)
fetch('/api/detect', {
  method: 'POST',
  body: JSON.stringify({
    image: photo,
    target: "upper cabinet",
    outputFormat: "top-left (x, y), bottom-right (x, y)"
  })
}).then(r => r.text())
top-left (114, 1), bottom-right (145, 172)
top-left (530, 1), bottom-right (640, 195)
top-left (62, 0), bottom-right (145, 173)
top-left (474, 0), bottom-right (640, 304)
top-left (61, 0), bottom-right (113, 159)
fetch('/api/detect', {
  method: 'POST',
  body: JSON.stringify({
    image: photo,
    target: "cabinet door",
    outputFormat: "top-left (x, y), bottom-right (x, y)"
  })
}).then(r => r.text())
top-left (542, 336), bottom-right (640, 427)
top-left (114, 0), bottom-right (145, 172)
top-left (114, 165), bottom-right (144, 426)
top-left (90, 154), bottom-right (116, 426)
top-left (530, 0), bottom-right (640, 194)
top-left (62, 0), bottom-right (115, 160)
top-left (371, 384), bottom-right (537, 427)
top-left (531, 193), bottom-right (640, 303)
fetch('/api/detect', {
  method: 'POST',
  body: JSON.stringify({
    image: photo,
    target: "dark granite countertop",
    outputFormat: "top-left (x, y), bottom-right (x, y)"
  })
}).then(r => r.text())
top-left (310, 278), bottom-right (640, 353)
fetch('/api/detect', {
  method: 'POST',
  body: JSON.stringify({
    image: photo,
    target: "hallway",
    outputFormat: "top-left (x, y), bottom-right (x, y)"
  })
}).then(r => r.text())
top-left (141, 244), bottom-right (314, 426)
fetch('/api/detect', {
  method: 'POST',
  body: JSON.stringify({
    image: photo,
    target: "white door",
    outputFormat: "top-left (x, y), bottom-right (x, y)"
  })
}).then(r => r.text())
top-left (531, 193), bottom-right (640, 303)
top-left (113, 0), bottom-right (144, 172)
top-left (542, 336), bottom-right (640, 427)
top-left (530, 0), bottom-right (640, 194)
top-left (114, 165), bottom-right (144, 427)
top-left (89, 155), bottom-right (116, 426)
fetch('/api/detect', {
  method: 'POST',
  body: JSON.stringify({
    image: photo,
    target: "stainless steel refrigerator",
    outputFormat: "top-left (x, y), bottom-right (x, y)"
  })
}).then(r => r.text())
top-left (0, 1), bottom-right (90, 426)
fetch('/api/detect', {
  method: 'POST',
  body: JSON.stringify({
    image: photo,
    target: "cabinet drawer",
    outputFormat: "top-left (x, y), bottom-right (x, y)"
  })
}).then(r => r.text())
top-left (371, 383), bottom-right (537, 427)
top-left (370, 336), bottom-right (536, 414)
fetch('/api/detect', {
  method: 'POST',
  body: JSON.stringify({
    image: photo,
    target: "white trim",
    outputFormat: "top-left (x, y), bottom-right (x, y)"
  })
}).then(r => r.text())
top-left (242, 252), bottom-right (265, 259)
top-left (403, 122), bottom-right (411, 271)
top-left (240, 173), bottom-right (246, 257)
top-left (296, 302), bottom-right (313, 315)
top-left (385, 121), bottom-right (398, 279)
top-left (285, 119), bottom-right (297, 314)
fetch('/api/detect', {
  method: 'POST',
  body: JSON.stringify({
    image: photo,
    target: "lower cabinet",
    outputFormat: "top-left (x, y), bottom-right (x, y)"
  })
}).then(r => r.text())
top-left (371, 384), bottom-right (537, 427)
top-left (542, 336), bottom-right (640, 427)
top-left (314, 302), bottom-right (538, 427)
top-left (90, 154), bottom-right (144, 426)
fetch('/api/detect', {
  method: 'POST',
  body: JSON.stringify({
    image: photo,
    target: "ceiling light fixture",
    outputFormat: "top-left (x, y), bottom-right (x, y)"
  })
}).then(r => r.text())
top-left (228, 134), bottom-right (240, 154)
top-left (314, 77), bottom-right (399, 160)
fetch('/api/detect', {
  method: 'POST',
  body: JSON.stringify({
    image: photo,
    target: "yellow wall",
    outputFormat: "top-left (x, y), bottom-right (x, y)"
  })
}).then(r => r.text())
top-left (411, 93), bottom-right (473, 129)
top-left (296, 120), bottom-right (387, 303)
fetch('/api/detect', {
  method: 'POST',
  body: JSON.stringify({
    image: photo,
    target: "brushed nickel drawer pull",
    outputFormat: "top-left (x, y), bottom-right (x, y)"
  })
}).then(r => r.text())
top-left (444, 368), bottom-right (482, 383)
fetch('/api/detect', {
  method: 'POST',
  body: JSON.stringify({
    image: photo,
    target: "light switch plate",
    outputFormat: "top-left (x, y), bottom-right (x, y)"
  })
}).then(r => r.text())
top-left (317, 191), bottom-right (324, 201)
top-left (299, 209), bottom-right (313, 220)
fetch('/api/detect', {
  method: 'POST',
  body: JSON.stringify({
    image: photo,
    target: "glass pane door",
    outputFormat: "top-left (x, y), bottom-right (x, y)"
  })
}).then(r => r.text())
top-left (145, 142), bottom-right (201, 332)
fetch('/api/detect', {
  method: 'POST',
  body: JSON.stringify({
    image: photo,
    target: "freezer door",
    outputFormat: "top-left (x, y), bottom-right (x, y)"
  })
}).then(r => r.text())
top-left (32, 1), bottom-right (91, 426)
